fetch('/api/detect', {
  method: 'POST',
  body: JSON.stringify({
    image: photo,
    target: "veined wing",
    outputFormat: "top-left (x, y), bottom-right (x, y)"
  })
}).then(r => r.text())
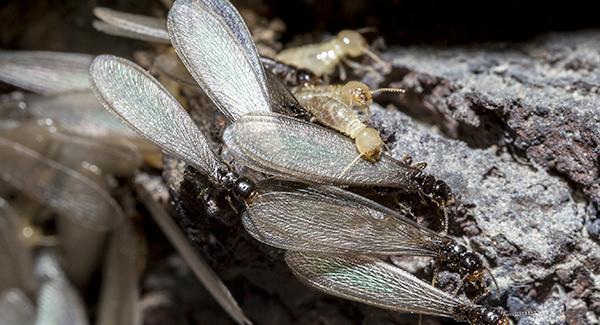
top-left (223, 114), bottom-right (421, 188)
top-left (244, 180), bottom-right (441, 255)
top-left (89, 55), bottom-right (225, 181)
top-left (0, 136), bottom-right (121, 232)
top-left (168, 0), bottom-right (271, 121)
top-left (25, 91), bottom-right (137, 139)
top-left (285, 252), bottom-right (462, 318)
top-left (93, 7), bottom-right (170, 44)
top-left (0, 51), bottom-right (92, 95)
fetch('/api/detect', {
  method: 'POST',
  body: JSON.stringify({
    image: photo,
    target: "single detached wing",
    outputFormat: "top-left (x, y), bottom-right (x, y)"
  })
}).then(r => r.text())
top-left (285, 252), bottom-right (462, 318)
top-left (93, 7), bottom-right (170, 44)
top-left (223, 114), bottom-right (421, 188)
top-left (0, 51), bottom-right (92, 95)
top-left (0, 136), bottom-right (121, 232)
top-left (168, 0), bottom-right (271, 121)
top-left (89, 55), bottom-right (225, 181)
top-left (244, 180), bottom-right (441, 255)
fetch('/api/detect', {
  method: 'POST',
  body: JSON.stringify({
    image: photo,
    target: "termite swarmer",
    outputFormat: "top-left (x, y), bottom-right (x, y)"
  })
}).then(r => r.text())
top-left (274, 30), bottom-right (390, 78)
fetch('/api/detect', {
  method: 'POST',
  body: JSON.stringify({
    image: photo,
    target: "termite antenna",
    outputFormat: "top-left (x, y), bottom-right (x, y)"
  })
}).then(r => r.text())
top-left (509, 309), bottom-right (538, 317)
top-left (362, 47), bottom-right (390, 69)
top-left (441, 203), bottom-right (449, 235)
top-left (484, 267), bottom-right (501, 301)
top-left (356, 26), bottom-right (378, 34)
top-left (338, 152), bottom-right (365, 179)
top-left (371, 87), bottom-right (406, 95)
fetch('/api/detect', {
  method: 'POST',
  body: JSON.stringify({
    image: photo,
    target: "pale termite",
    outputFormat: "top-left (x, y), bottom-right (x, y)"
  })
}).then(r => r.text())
top-left (286, 252), bottom-right (511, 325)
top-left (242, 180), bottom-right (497, 298)
top-left (273, 30), bottom-right (390, 78)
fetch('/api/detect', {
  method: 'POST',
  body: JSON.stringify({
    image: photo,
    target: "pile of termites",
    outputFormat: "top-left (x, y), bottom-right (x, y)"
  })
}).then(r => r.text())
top-left (0, 0), bottom-right (539, 324)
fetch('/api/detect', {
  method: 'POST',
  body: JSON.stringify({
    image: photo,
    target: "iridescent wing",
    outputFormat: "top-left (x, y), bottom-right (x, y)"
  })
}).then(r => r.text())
top-left (89, 55), bottom-right (225, 181)
top-left (167, 0), bottom-right (271, 120)
top-left (223, 114), bottom-right (421, 188)
top-left (243, 180), bottom-right (440, 255)
top-left (0, 136), bottom-right (121, 231)
top-left (285, 252), bottom-right (462, 318)
top-left (0, 51), bottom-right (92, 95)
top-left (93, 7), bottom-right (170, 44)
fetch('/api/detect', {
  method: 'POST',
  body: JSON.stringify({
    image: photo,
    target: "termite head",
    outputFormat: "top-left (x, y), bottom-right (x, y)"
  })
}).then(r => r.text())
top-left (295, 68), bottom-right (321, 86)
top-left (232, 177), bottom-right (256, 200)
top-left (464, 306), bottom-right (509, 325)
top-left (343, 81), bottom-right (373, 107)
top-left (355, 127), bottom-right (383, 161)
top-left (336, 30), bottom-right (368, 57)
top-left (414, 171), bottom-right (454, 205)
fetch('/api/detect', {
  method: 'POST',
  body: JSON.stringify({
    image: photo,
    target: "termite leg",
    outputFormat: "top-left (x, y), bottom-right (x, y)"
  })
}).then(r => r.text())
top-left (338, 63), bottom-right (347, 81)
top-left (400, 154), bottom-right (413, 165)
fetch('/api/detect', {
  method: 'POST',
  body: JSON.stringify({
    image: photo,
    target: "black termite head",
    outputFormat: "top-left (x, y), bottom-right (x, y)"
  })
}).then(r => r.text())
top-left (439, 238), bottom-right (488, 292)
top-left (460, 305), bottom-right (510, 325)
top-left (413, 169), bottom-right (454, 206)
top-left (215, 167), bottom-right (256, 201)
top-left (295, 68), bottom-right (322, 86)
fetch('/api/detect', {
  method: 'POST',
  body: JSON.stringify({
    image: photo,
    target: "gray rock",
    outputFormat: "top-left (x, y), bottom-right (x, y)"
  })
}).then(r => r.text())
top-left (383, 30), bottom-right (600, 206)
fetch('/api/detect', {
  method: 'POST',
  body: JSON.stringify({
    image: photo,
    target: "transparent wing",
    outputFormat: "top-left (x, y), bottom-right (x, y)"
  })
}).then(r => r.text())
top-left (97, 220), bottom-right (141, 325)
top-left (223, 114), bottom-right (421, 188)
top-left (93, 7), bottom-right (170, 44)
top-left (89, 55), bottom-right (225, 181)
top-left (25, 92), bottom-right (135, 139)
top-left (0, 136), bottom-right (121, 231)
top-left (244, 180), bottom-right (441, 255)
top-left (0, 289), bottom-right (35, 325)
top-left (285, 252), bottom-right (463, 318)
top-left (168, 0), bottom-right (271, 121)
top-left (136, 178), bottom-right (252, 325)
top-left (0, 51), bottom-right (92, 95)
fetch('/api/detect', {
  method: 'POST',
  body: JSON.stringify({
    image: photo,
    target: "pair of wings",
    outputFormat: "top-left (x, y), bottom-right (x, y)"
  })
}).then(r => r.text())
top-left (243, 180), bottom-right (443, 256)
top-left (90, 0), bottom-right (422, 190)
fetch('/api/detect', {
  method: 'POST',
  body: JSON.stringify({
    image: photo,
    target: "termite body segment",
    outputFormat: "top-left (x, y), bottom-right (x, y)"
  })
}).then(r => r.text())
top-left (275, 30), bottom-right (386, 77)
top-left (294, 94), bottom-right (383, 161)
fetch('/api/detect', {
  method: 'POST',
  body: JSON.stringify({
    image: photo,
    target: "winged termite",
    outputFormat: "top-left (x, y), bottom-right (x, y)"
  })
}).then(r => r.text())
top-left (0, 52), bottom-right (161, 168)
top-left (166, 0), bottom-right (453, 211)
top-left (286, 252), bottom-right (510, 325)
top-left (242, 180), bottom-right (496, 297)
top-left (273, 30), bottom-right (390, 78)
top-left (0, 51), bottom-right (92, 95)
top-left (136, 175), bottom-right (252, 325)
top-left (34, 250), bottom-right (89, 325)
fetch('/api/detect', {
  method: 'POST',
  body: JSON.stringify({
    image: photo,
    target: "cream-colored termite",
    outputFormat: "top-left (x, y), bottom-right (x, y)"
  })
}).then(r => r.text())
top-left (293, 80), bottom-right (405, 114)
top-left (274, 30), bottom-right (389, 78)
top-left (293, 81), bottom-right (405, 161)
